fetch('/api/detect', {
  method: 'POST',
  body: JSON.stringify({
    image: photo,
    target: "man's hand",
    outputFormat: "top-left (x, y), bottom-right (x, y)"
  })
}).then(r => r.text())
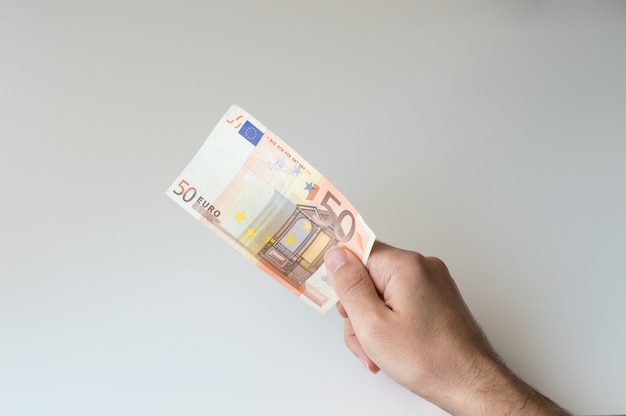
top-left (325, 242), bottom-right (569, 416)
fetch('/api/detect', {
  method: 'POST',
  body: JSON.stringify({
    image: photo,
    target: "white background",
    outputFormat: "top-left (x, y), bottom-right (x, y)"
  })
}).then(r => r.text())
top-left (1, 2), bottom-right (625, 415)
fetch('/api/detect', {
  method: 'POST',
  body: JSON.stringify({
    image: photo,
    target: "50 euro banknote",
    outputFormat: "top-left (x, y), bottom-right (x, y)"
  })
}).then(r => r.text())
top-left (166, 105), bottom-right (375, 313)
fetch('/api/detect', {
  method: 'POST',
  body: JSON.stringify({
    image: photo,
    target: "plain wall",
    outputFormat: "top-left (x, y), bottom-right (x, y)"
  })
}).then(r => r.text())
top-left (2, 2), bottom-right (625, 415)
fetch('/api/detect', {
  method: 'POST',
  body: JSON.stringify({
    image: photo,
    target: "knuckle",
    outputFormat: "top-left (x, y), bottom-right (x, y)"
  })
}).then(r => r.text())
top-left (402, 251), bottom-right (451, 282)
top-left (425, 255), bottom-right (449, 272)
top-left (406, 249), bottom-right (448, 271)
top-left (404, 251), bottom-right (430, 272)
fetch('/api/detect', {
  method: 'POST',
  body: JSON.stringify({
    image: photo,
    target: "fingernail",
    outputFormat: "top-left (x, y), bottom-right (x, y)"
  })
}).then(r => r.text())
top-left (324, 247), bottom-right (348, 274)
top-left (359, 356), bottom-right (374, 373)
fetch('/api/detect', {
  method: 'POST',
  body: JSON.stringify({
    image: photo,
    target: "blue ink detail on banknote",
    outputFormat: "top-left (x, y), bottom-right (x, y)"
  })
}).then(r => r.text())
top-left (238, 120), bottom-right (264, 146)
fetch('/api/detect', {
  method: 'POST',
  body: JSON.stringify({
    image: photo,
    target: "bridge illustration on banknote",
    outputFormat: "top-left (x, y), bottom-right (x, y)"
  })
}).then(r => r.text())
top-left (196, 196), bottom-right (338, 291)
top-left (257, 204), bottom-right (336, 287)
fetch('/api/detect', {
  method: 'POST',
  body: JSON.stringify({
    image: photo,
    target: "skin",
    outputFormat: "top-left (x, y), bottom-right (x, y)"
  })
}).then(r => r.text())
top-left (324, 242), bottom-right (570, 416)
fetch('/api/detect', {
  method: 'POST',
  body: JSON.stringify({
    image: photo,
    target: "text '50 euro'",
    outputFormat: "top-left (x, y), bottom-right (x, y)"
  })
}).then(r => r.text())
top-left (166, 105), bottom-right (375, 313)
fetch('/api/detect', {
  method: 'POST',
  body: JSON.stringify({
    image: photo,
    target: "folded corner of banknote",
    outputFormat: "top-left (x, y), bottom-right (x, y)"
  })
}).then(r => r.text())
top-left (166, 105), bottom-right (375, 313)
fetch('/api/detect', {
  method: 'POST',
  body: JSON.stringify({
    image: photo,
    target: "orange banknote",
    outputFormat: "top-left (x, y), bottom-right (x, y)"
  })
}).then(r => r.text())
top-left (167, 105), bottom-right (375, 313)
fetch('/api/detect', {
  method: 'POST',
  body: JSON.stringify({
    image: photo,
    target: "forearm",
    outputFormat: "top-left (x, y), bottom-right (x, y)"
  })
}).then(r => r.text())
top-left (443, 356), bottom-right (570, 416)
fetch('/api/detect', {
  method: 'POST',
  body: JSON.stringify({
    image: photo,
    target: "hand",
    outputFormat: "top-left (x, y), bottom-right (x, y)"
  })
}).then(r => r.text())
top-left (324, 242), bottom-right (569, 416)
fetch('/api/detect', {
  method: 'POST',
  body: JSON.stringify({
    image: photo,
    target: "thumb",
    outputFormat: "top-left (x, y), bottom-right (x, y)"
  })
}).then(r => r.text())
top-left (324, 247), bottom-right (387, 318)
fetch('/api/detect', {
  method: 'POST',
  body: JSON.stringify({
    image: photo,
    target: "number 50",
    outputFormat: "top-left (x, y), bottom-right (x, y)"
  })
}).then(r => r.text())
top-left (315, 191), bottom-right (356, 242)
top-left (173, 179), bottom-right (197, 203)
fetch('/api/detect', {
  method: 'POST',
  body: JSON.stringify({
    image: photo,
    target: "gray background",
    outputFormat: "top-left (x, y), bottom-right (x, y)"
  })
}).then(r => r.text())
top-left (1, 1), bottom-right (625, 415)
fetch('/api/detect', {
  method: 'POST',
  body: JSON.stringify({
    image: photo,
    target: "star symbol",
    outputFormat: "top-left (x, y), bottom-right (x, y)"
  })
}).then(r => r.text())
top-left (264, 235), bottom-right (273, 245)
top-left (233, 211), bottom-right (247, 224)
top-left (284, 234), bottom-right (297, 246)
top-left (302, 220), bottom-right (312, 233)
top-left (277, 158), bottom-right (285, 168)
top-left (293, 165), bottom-right (302, 176)
top-left (245, 228), bottom-right (257, 239)
top-left (305, 182), bottom-right (320, 201)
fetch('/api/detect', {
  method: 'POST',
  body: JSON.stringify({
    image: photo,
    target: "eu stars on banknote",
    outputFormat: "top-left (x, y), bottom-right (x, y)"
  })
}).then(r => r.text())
top-left (167, 105), bottom-right (375, 313)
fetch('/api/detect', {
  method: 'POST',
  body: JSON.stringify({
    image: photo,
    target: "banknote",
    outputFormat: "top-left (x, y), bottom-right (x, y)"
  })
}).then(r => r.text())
top-left (166, 105), bottom-right (375, 313)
